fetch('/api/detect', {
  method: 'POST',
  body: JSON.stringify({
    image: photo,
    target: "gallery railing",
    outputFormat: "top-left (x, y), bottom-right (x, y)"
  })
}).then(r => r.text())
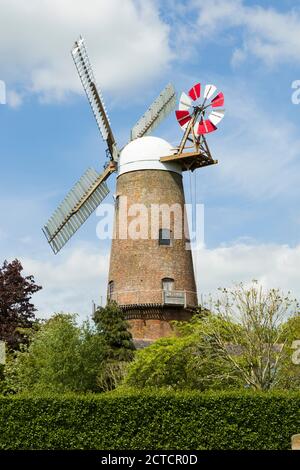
top-left (109, 289), bottom-right (197, 307)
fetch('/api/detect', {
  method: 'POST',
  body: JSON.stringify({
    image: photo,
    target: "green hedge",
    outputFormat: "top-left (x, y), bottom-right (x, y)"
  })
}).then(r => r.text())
top-left (0, 390), bottom-right (299, 450)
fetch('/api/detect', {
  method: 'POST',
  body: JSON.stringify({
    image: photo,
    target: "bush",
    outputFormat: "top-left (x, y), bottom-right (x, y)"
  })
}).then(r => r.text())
top-left (93, 301), bottom-right (135, 361)
top-left (277, 314), bottom-right (300, 390)
top-left (124, 309), bottom-right (300, 392)
top-left (3, 314), bottom-right (106, 394)
top-left (0, 390), bottom-right (299, 449)
top-left (124, 335), bottom-right (239, 390)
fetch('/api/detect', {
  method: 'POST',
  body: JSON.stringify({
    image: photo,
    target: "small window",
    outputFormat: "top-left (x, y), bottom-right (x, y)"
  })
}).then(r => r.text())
top-left (108, 280), bottom-right (114, 300)
top-left (162, 277), bottom-right (174, 291)
top-left (159, 228), bottom-right (171, 246)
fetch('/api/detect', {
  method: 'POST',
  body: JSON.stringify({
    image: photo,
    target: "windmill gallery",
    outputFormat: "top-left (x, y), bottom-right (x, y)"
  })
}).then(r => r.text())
top-left (43, 37), bottom-right (225, 345)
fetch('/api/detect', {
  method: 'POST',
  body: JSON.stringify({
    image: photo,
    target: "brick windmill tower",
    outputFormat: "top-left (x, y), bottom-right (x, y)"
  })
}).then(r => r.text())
top-left (43, 38), bottom-right (225, 344)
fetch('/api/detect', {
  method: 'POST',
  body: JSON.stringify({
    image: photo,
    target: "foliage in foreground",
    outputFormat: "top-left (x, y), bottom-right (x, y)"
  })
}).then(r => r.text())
top-left (3, 314), bottom-right (105, 394)
top-left (209, 282), bottom-right (299, 390)
top-left (2, 282), bottom-right (299, 394)
top-left (124, 331), bottom-right (241, 391)
top-left (93, 301), bottom-right (135, 391)
top-left (0, 390), bottom-right (299, 450)
top-left (0, 259), bottom-right (41, 350)
top-left (93, 301), bottom-right (135, 362)
top-left (2, 303), bottom-right (135, 394)
top-left (125, 282), bottom-right (300, 391)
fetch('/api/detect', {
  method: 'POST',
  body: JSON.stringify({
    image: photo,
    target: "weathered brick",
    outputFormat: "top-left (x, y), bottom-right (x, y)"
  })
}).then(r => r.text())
top-left (108, 169), bottom-right (197, 341)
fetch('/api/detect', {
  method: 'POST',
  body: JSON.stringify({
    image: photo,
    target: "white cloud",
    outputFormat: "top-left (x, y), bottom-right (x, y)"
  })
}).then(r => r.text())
top-left (196, 242), bottom-right (300, 301)
top-left (6, 89), bottom-right (23, 108)
top-left (207, 78), bottom-right (300, 200)
top-left (0, 0), bottom-right (172, 102)
top-left (231, 47), bottom-right (247, 67)
top-left (177, 76), bottom-right (300, 201)
top-left (191, 0), bottom-right (300, 66)
top-left (21, 244), bottom-right (109, 320)
top-left (17, 241), bottom-right (300, 322)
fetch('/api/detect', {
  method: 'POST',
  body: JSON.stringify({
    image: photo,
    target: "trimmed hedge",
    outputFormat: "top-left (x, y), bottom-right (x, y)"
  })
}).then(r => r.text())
top-left (0, 390), bottom-right (299, 450)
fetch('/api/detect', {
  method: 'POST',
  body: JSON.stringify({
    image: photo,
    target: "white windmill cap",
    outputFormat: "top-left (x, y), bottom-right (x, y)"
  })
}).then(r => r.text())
top-left (118, 136), bottom-right (182, 176)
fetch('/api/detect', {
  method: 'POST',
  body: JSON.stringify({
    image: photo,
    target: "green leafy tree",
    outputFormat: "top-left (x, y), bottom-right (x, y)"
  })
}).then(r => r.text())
top-left (93, 301), bottom-right (135, 361)
top-left (93, 302), bottom-right (135, 390)
top-left (4, 313), bottom-right (105, 394)
top-left (205, 281), bottom-right (298, 390)
top-left (276, 313), bottom-right (300, 390)
top-left (125, 314), bottom-right (241, 391)
top-left (125, 283), bottom-right (299, 392)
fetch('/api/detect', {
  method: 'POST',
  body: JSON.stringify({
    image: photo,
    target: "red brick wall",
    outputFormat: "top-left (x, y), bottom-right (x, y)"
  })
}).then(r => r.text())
top-left (127, 307), bottom-right (193, 341)
top-left (107, 169), bottom-right (197, 340)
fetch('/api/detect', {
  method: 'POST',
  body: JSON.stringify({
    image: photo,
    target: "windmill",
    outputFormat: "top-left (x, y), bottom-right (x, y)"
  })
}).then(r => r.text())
top-left (43, 37), bottom-right (225, 344)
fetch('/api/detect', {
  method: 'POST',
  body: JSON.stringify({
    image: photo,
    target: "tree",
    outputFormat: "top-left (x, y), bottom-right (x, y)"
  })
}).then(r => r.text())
top-left (93, 302), bottom-right (135, 391)
top-left (205, 281), bottom-right (298, 391)
top-left (275, 313), bottom-right (300, 390)
top-left (4, 313), bottom-right (106, 394)
top-left (124, 283), bottom-right (300, 392)
top-left (3, 304), bottom-right (135, 394)
top-left (93, 301), bottom-right (135, 362)
top-left (124, 315), bottom-right (241, 391)
top-left (0, 259), bottom-right (42, 350)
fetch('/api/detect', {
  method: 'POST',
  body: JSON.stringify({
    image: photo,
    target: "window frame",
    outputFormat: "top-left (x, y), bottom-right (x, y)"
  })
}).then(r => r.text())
top-left (159, 228), bottom-right (171, 246)
top-left (108, 280), bottom-right (114, 300)
top-left (162, 277), bottom-right (175, 291)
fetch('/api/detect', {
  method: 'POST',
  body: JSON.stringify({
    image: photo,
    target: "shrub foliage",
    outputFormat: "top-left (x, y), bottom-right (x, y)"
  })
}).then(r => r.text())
top-left (0, 391), bottom-right (299, 450)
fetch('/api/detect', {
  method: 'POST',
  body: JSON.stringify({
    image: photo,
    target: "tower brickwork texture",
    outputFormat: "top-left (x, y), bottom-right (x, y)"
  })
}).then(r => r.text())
top-left (108, 166), bottom-right (198, 343)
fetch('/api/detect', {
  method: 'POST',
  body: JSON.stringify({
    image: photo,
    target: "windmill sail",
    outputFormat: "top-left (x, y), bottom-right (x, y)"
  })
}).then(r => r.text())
top-left (43, 167), bottom-right (110, 254)
top-left (71, 37), bottom-right (119, 161)
top-left (130, 83), bottom-right (177, 141)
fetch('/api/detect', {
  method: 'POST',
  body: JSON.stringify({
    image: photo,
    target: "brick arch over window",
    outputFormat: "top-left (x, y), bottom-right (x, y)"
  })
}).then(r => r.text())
top-left (162, 277), bottom-right (174, 291)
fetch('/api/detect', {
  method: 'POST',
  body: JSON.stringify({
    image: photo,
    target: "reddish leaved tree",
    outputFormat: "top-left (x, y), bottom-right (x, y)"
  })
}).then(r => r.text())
top-left (0, 259), bottom-right (42, 350)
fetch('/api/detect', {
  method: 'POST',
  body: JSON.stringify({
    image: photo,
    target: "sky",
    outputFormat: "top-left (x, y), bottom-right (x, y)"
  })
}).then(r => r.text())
top-left (1, 0), bottom-right (300, 320)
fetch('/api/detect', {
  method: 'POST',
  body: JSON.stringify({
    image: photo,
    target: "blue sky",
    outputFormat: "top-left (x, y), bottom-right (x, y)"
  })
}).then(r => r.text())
top-left (1, 0), bottom-right (300, 318)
